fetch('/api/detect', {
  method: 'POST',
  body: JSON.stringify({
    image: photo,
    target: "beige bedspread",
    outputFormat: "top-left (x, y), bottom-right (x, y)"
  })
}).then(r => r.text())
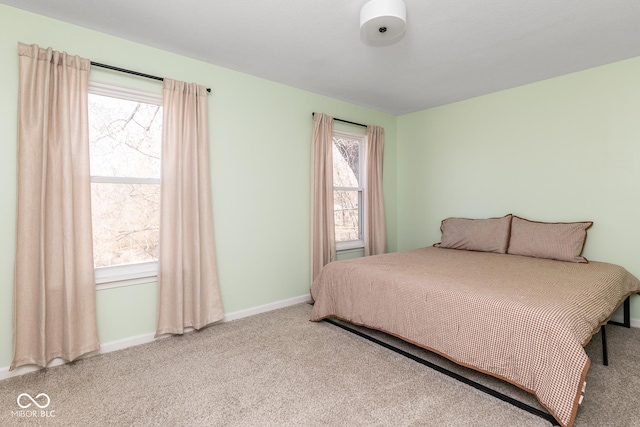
top-left (310, 247), bottom-right (640, 427)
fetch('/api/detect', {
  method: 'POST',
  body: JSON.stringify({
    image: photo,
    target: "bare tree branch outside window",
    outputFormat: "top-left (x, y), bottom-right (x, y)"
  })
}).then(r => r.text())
top-left (333, 136), bottom-right (361, 243)
top-left (88, 94), bottom-right (162, 268)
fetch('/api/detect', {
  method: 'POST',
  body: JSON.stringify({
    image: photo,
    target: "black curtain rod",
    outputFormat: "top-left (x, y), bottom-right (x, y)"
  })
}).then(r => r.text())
top-left (90, 61), bottom-right (212, 93)
top-left (312, 112), bottom-right (367, 128)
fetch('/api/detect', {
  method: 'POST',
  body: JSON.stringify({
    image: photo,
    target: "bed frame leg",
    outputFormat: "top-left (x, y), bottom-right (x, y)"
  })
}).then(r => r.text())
top-left (607, 296), bottom-right (631, 328)
top-left (623, 297), bottom-right (631, 328)
top-left (601, 325), bottom-right (608, 366)
top-left (602, 296), bottom-right (633, 366)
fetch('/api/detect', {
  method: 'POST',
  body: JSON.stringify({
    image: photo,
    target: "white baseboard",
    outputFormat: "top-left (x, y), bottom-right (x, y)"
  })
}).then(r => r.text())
top-left (0, 293), bottom-right (311, 381)
top-left (608, 314), bottom-right (640, 328)
top-left (223, 293), bottom-right (312, 322)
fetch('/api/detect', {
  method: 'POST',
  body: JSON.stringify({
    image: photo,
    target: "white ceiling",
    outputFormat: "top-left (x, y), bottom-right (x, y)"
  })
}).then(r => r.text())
top-left (4, 0), bottom-right (640, 115)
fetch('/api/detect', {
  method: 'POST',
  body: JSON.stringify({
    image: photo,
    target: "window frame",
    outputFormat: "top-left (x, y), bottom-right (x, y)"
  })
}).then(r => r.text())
top-left (332, 129), bottom-right (366, 252)
top-left (88, 81), bottom-right (163, 288)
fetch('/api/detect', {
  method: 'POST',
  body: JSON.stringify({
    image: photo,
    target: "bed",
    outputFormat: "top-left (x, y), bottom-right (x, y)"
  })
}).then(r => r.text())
top-left (310, 244), bottom-right (640, 427)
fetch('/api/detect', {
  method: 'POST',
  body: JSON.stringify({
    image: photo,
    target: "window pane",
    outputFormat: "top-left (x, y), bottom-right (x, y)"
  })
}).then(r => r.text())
top-left (334, 190), bottom-right (361, 242)
top-left (333, 136), bottom-right (360, 187)
top-left (91, 183), bottom-right (160, 268)
top-left (88, 94), bottom-right (162, 178)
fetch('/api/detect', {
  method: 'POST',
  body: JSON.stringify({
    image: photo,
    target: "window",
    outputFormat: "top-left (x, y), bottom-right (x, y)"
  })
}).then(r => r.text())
top-left (88, 82), bottom-right (163, 286)
top-left (332, 131), bottom-right (365, 251)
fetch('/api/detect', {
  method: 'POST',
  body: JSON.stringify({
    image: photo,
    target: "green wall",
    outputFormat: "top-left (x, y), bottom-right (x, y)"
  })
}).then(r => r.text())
top-left (3, 3), bottom-right (639, 371)
top-left (0, 5), bottom-right (398, 369)
top-left (397, 56), bottom-right (640, 319)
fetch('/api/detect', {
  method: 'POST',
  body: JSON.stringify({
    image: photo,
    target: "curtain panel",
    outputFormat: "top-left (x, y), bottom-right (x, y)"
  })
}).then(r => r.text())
top-left (156, 78), bottom-right (224, 336)
top-left (12, 43), bottom-right (99, 370)
top-left (364, 125), bottom-right (387, 256)
top-left (310, 113), bottom-right (336, 282)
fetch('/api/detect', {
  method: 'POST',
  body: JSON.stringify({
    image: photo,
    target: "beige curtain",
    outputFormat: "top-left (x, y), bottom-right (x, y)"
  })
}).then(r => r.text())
top-left (12, 43), bottom-right (99, 370)
top-left (311, 113), bottom-right (336, 282)
top-left (156, 79), bottom-right (223, 336)
top-left (364, 125), bottom-right (387, 256)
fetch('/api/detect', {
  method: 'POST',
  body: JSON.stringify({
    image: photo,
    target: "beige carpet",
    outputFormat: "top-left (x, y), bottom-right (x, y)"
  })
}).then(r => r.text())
top-left (0, 303), bottom-right (638, 426)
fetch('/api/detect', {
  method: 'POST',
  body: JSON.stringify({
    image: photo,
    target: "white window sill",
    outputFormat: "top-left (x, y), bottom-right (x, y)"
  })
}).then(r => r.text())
top-left (336, 240), bottom-right (364, 252)
top-left (95, 261), bottom-right (158, 291)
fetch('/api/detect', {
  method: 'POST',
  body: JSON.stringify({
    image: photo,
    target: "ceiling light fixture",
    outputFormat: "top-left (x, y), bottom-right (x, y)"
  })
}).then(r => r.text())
top-left (360, 0), bottom-right (407, 46)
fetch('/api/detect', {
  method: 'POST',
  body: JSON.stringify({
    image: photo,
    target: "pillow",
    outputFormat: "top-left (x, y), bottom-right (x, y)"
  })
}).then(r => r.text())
top-left (435, 214), bottom-right (512, 254)
top-left (507, 216), bottom-right (592, 263)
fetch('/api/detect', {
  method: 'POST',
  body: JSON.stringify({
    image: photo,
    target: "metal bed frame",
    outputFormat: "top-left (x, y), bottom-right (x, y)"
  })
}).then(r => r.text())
top-left (320, 296), bottom-right (632, 426)
top-left (603, 296), bottom-right (632, 365)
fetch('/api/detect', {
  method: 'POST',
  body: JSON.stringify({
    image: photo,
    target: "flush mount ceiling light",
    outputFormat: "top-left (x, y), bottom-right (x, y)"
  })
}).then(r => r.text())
top-left (360, 0), bottom-right (407, 46)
